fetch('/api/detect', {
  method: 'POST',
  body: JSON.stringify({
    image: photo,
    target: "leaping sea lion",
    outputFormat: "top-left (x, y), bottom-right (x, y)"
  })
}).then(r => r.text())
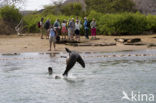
top-left (63, 48), bottom-right (85, 76)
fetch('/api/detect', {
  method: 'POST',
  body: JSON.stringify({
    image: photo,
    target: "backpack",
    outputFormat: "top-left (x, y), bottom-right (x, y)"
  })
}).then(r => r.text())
top-left (68, 21), bottom-right (72, 28)
top-left (87, 21), bottom-right (90, 28)
top-left (54, 22), bottom-right (58, 28)
top-left (44, 20), bottom-right (50, 29)
top-left (38, 22), bottom-right (41, 28)
top-left (56, 35), bottom-right (60, 43)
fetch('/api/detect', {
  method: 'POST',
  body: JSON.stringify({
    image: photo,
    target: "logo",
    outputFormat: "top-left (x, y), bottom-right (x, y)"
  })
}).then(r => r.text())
top-left (121, 91), bottom-right (155, 102)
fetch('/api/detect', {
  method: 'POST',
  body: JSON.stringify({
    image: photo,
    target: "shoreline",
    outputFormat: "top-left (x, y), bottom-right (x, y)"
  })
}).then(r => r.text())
top-left (0, 34), bottom-right (156, 54)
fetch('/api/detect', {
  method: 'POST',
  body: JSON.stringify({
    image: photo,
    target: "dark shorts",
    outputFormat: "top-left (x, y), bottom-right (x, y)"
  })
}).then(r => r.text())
top-left (75, 29), bottom-right (80, 35)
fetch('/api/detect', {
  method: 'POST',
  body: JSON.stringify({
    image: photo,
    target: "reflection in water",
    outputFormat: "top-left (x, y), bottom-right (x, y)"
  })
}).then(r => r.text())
top-left (0, 50), bottom-right (156, 103)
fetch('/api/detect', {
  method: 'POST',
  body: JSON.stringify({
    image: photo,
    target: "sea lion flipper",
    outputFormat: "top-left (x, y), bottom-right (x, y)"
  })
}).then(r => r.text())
top-left (77, 56), bottom-right (85, 68)
top-left (63, 57), bottom-right (77, 76)
top-left (65, 48), bottom-right (71, 53)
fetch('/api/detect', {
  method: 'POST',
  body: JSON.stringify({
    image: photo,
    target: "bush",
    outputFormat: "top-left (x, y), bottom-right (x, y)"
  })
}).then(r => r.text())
top-left (0, 5), bottom-right (22, 23)
top-left (146, 15), bottom-right (156, 32)
top-left (88, 11), bottom-right (150, 35)
top-left (0, 5), bottom-right (22, 34)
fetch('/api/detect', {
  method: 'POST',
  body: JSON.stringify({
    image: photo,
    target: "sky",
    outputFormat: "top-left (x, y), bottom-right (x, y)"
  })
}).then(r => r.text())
top-left (23, 0), bottom-right (63, 11)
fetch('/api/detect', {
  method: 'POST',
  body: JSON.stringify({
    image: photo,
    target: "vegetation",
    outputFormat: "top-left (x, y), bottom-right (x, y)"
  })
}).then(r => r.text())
top-left (0, 5), bottom-right (22, 34)
top-left (0, 0), bottom-right (156, 35)
top-left (22, 10), bottom-right (156, 35)
top-left (0, 5), bottom-right (22, 23)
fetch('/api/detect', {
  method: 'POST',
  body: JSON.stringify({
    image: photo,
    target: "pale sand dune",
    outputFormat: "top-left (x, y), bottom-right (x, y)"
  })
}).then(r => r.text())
top-left (0, 34), bottom-right (156, 53)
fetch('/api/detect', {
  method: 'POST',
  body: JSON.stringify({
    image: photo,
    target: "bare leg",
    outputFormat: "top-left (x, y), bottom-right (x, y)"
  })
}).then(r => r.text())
top-left (53, 42), bottom-right (56, 50)
top-left (49, 41), bottom-right (52, 51)
top-left (41, 28), bottom-right (44, 39)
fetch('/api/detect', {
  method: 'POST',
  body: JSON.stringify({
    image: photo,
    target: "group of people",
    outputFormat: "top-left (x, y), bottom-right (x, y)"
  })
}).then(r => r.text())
top-left (38, 17), bottom-right (97, 51)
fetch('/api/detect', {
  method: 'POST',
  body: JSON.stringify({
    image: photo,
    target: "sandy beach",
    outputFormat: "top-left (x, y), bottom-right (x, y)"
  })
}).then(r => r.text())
top-left (0, 34), bottom-right (156, 54)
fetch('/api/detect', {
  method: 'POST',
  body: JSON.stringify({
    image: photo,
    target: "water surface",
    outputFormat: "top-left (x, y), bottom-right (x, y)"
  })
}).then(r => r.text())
top-left (0, 50), bottom-right (156, 103)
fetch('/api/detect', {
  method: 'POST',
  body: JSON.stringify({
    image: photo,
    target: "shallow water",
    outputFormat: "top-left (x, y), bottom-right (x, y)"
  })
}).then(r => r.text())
top-left (0, 50), bottom-right (156, 103)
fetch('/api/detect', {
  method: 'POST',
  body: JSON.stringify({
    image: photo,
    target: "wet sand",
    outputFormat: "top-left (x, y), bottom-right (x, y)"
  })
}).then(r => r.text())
top-left (0, 34), bottom-right (156, 53)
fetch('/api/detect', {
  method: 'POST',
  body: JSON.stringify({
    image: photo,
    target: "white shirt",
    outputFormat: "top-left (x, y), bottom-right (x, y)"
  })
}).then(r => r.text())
top-left (75, 22), bottom-right (81, 30)
top-left (61, 23), bottom-right (66, 27)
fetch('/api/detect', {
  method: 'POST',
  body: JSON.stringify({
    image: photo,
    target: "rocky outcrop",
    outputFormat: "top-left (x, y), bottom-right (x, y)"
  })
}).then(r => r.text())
top-left (132, 0), bottom-right (156, 15)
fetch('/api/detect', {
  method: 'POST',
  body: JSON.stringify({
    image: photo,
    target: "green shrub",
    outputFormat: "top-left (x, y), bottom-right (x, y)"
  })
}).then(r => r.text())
top-left (97, 12), bottom-right (148, 35)
top-left (146, 15), bottom-right (156, 32)
top-left (0, 5), bottom-right (22, 23)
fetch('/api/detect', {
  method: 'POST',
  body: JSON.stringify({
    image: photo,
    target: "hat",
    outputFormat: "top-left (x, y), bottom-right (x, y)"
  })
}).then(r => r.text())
top-left (84, 17), bottom-right (87, 19)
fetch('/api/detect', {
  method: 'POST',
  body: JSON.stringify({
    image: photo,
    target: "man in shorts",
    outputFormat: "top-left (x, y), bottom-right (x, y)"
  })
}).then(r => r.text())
top-left (49, 25), bottom-right (56, 51)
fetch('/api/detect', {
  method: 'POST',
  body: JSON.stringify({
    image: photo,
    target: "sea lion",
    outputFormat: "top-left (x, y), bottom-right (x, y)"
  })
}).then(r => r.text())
top-left (63, 48), bottom-right (85, 76)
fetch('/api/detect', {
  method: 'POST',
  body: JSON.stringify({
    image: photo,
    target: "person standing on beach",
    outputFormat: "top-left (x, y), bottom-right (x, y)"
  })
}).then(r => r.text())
top-left (90, 18), bottom-right (96, 39)
top-left (48, 25), bottom-right (56, 51)
top-left (68, 19), bottom-right (75, 40)
top-left (67, 19), bottom-right (71, 40)
top-left (71, 18), bottom-right (75, 40)
top-left (44, 19), bottom-right (50, 39)
top-left (54, 19), bottom-right (61, 41)
top-left (76, 16), bottom-right (81, 24)
top-left (61, 20), bottom-right (67, 40)
top-left (40, 17), bottom-right (44, 39)
top-left (84, 17), bottom-right (89, 39)
top-left (75, 20), bottom-right (82, 41)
